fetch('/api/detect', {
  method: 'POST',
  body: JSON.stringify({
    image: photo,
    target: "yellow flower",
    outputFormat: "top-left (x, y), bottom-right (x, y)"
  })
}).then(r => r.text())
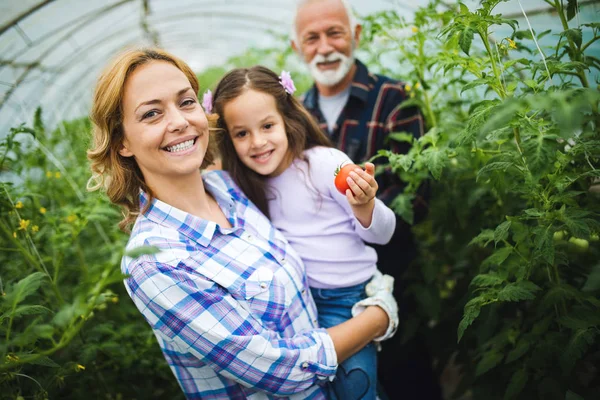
top-left (54, 171), bottom-right (61, 179)
top-left (46, 171), bottom-right (53, 178)
top-left (13, 231), bottom-right (17, 238)
top-left (18, 219), bottom-right (30, 230)
top-left (415, 82), bottom-right (421, 90)
top-left (15, 201), bottom-right (24, 209)
top-left (66, 215), bottom-right (77, 223)
top-left (111, 296), bottom-right (119, 304)
top-left (411, 26), bottom-right (419, 33)
top-left (76, 364), bottom-right (86, 371)
top-left (405, 84), bottom-right (412, 92)
top-left (40, 207), bottom-right (47, 214)
top-left (507, 38), bottom-right (517, 49)
top-left (32, 225), bottom-right (39, 233)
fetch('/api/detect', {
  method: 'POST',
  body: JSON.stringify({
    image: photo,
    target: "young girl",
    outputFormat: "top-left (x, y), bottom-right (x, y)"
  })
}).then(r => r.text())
top-left (212, 66), bottom-right (398, 400)
top-left (87, 48), bottom-right (397, 400)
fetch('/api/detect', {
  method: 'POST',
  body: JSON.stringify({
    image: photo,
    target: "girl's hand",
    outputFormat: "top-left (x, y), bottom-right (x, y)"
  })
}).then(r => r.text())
top-left (346, 163), bottom-right (378, 227)
top-left (345, 162), bottom-right (378, 206)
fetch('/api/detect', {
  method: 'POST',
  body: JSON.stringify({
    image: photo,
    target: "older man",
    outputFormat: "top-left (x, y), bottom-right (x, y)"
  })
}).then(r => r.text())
top-left (291, 1), bottom-right (441, 399)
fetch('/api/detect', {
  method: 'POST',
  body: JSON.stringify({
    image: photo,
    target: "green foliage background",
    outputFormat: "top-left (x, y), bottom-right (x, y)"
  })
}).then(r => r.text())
top-left (1, 1), bottom-right (599, 399)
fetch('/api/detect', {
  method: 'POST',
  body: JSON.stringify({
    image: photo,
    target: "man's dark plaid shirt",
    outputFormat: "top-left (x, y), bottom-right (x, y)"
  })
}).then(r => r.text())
top-left (302, 59), bottom-right (424, 205)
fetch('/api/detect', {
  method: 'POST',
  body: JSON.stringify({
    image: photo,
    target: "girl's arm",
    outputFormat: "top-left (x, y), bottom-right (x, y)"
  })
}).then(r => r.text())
top-left (326, 155), bottom-right (396, 245)
top-left (327, 306), bottom-right (389, 363)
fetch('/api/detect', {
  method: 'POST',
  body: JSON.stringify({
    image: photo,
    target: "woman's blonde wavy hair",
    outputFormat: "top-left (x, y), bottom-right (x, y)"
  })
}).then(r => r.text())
top-left (87, 47), bottom-right (217, 232)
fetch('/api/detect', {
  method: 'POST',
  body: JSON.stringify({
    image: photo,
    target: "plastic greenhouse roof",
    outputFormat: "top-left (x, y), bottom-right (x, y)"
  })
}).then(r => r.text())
top-left (1, 0), bottom-right (598, 137)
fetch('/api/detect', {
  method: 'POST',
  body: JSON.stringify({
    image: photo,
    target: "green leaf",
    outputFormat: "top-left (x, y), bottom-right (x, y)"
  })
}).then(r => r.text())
top-left (469, 229), bottom-right (495, 247)
top-left (504, 368), bottom-right (528, 400)
top-left (459, 26), bottom-right (475, 55)
top-left (566, 0), bottom-right (578, 22)
top-left (582, 264), bottom-right (600, 292)
top-left (124, 245), bottom-right (161, 259)
top-left (524, 79), bottom-right (538, 89)
top-left (458, 297), bottom-right (485, 342)
top-left (523, 134), bottom-right (558, 179)
top-left (476, 162), bottom-right (516, 181)
top-left (494, 221), bottom-right (511, 244)
top-left (497, 281), bottom-right (541, 302)
top-left (475, 350), bottom-right (503, 376)
top-left (390, 193), bottom-right (414, 225)
top-left (30, 356), bottom-right (60, 368)
top-left (389, 153), bottom-right (413, 172)
top-left (424, 149), bottom-right (448, 180)
top-left (560, 328), bottom-right (596, 374)
top-left (457, 99), bottom-right (501, 144)
top-left (563, 28), bottom-right (582, 48)
top-left (470, 273), bottom-right (504, 288)
top-left (482, 246), bottom-right (513, 267)
top-left (0, 305), bottom-right (52, 323)
top-left (534, 226), bottom-right (554, 265)
top-left (2, 272), bottom-right (46, 310)
top-left (389, 132), bottom-right (415, 144)
top-left (506, 340), bottom-right (531, 363)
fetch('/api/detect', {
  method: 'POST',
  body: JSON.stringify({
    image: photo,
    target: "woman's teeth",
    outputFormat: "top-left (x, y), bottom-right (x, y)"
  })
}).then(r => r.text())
top-left (166, 139), bottom-right (194, 153)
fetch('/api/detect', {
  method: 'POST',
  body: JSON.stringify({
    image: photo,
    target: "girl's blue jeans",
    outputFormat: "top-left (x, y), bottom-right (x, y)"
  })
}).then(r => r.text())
top-left (311, 281), bottom-right (377, 400)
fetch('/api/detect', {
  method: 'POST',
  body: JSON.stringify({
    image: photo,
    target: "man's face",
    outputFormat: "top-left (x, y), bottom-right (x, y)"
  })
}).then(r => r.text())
top-left (293, 0), bottom-right (360, 87)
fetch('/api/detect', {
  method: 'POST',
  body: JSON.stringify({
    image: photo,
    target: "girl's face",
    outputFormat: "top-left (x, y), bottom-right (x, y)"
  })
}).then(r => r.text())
top-left (223, 89), bottom-right (291, 177)
top-left (120, 61), bottom-right (209, 187)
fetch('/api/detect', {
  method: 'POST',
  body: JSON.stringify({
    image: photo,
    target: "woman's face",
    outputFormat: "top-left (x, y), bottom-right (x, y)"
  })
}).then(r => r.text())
top-left (120, 61), bottom-right (209, 187)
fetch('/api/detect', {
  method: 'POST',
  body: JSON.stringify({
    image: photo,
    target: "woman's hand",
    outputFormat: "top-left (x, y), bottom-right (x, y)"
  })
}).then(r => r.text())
top-left (351, 273), bottom-right (398, 342)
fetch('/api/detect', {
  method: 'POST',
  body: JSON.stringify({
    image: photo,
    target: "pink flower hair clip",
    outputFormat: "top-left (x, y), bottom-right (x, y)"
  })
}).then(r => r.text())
top-left (202, 89), bottom-right (213, 114)
top-left (279, 71), bottom-right (296, 95)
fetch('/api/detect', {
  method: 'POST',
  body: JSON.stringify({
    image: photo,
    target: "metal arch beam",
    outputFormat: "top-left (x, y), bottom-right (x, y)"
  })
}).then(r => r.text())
top-left (46, 16), bottom-right (284, 77)
top-left (1, 6), bottom-right (285, 105)
top-left (501, 0), bottom-right (600, 18)
top-left (34, 30), bottom-right (259, 128)
top-left (0, 0), bottom-right (55, 36)
top-left (0, 0), bottom-right (138, 111)
top-left (43, 32), bottom-right (266, 114)
top-left (1, 0), bottom-right (136, 60)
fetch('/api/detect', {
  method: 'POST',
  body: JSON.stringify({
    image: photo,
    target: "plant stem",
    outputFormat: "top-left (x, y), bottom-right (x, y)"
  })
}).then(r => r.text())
top-left (479, 31), bottom-right (506, 99)
top-left (555, 0), bottom-right (590, 88)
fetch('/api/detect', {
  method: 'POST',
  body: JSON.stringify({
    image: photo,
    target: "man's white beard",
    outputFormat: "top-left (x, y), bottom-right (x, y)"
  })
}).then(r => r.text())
top-left (307, 51), bottom-right (355, 87)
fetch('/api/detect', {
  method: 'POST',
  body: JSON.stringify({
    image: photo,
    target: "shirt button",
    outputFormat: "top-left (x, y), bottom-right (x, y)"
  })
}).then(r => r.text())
top-left (260, 282), bottom-right (267, 289)
top-left (246, 235), bottom-right (253, 242)
top-left (281, 258), bottom-right (286, 264)
top-left (301, 289), bottom-right (306, 295)
top-left (301, 362), bottom-right (309, 369)
top-left (313, 319), bottom-right (317, 324)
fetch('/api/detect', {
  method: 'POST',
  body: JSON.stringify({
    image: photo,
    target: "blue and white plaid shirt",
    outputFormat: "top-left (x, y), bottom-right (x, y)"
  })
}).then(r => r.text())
top-left (121, 170), bottom-right (337, 399)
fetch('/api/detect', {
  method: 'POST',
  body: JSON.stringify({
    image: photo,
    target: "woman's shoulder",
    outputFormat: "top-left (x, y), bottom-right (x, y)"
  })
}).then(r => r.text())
top-left (202, 169), bottom-right (235, 189)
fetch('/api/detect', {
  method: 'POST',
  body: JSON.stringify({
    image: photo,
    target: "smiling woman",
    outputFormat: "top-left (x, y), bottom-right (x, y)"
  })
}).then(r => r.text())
top-left (85, 47), bottom-right (395, 400)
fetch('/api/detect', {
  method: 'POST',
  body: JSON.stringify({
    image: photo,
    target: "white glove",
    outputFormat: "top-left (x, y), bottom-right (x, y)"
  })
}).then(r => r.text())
top-left (352, 273), bottom-right (399, 342)
top-left (365, 269), bottom-right (394, 297)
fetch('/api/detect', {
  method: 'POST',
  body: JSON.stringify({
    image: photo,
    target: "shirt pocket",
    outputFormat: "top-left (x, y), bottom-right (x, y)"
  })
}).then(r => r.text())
top-left (241, 266), bottom-right (290, 331)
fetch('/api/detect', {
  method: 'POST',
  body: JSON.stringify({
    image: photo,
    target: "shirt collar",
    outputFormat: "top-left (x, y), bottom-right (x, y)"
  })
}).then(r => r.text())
top-left (304, 59), bottom-right (371, 111)
top-left (139, 175), bottom-right (238, 247)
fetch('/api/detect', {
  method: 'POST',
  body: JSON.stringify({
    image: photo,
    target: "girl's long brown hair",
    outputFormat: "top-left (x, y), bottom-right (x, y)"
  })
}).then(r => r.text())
top-left (212, 66), bottom-right (331, 218)
top-left (87, 47), bottom-right (217, 232)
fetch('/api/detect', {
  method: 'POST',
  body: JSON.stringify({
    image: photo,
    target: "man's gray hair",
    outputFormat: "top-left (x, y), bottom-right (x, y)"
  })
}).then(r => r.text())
top-left (290, 0), bottom-right (358, 45)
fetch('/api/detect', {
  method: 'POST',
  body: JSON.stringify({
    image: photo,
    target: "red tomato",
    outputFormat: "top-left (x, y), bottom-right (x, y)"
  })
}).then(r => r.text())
top-left (334, 163), bottom-right (360, 194)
